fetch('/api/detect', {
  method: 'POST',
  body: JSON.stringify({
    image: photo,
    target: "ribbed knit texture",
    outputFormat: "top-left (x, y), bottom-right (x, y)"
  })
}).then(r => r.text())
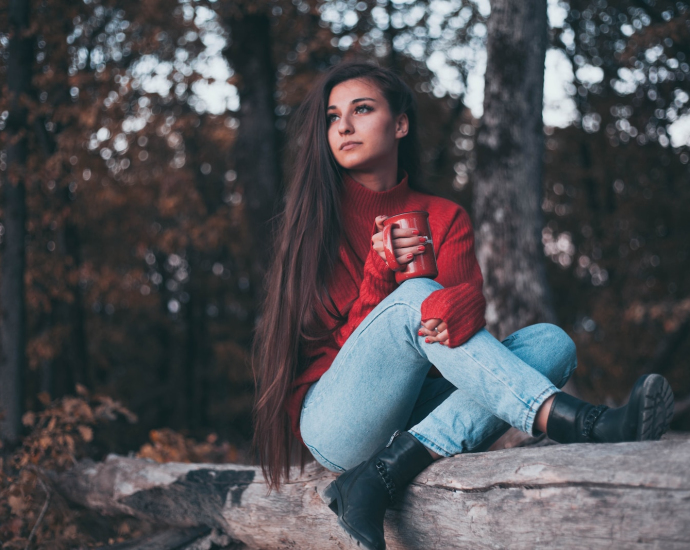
top-left (287, 172), bottom-right (487, 440)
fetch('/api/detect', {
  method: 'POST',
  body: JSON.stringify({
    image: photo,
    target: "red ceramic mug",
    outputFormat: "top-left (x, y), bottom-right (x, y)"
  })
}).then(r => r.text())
top-left (382, 211), bottom-right (438, 284)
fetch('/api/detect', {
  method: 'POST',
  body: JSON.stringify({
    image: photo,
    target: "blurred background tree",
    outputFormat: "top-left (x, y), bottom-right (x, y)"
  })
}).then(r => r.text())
top-left (0, 0), bottom-right (32, 443)
top-left (0, 0), bottom-right (688, 457)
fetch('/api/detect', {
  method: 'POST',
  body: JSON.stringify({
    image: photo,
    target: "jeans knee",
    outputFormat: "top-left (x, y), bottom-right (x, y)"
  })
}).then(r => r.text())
top-left (301, 423), bottom-right (367, 472)
top-left (389, 277), bottom-right (443, 307)
top-left (539, 323), bottom-right (577, 387)
top-left (300, 411), bottom-right (348, 472)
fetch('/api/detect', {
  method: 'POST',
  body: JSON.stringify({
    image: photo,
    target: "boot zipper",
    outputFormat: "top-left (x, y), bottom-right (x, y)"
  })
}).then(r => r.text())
top-left (385, 430), bottom-right (401, 448)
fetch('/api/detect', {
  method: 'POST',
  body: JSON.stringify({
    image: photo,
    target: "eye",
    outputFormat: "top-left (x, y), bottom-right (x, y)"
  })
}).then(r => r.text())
top-left (354, 104), bottom-right (373, 114)
top-left (327, 113), bottom-right (339, 125)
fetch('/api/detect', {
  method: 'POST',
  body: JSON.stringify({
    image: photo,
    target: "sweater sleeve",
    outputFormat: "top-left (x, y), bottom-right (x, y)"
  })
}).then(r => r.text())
top-left (333, 222), bottom-right (398, 348)
top-left (420, 206), bottom-right (486, 348)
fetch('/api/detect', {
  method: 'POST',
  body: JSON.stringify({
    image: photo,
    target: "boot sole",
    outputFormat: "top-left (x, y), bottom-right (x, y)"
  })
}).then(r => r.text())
top-left (637, 374), bottom-right (675, 441)
top-left (321, 482), bottom-right (384, 550)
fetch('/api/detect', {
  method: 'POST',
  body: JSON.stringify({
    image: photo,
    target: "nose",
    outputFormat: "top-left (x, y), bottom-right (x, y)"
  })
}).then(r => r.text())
top-left (337, 113), bottom-right (353, 135)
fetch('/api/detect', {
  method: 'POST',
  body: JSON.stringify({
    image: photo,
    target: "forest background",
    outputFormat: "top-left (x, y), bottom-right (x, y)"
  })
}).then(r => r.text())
top-left (0, 0), bottom-right (689, 547)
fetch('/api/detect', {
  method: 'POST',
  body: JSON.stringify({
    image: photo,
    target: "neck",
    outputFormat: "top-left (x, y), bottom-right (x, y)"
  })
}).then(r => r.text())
top-left (344, 155), bottom-right (399, 192)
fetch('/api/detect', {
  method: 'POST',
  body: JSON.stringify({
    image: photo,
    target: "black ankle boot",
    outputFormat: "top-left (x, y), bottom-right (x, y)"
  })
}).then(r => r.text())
top-left (321, 430), bottom-right (433, 550)
top-left (546, 374), bottom-right (674, 444)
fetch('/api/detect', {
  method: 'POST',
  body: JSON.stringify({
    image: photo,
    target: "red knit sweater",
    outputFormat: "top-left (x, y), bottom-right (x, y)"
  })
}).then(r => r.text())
top-left (286, 172), bottom-right (487, 440)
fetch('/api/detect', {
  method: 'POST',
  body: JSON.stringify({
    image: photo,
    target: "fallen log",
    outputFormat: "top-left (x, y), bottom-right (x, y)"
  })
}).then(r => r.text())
top-left (96, 526), bottom-right (237, 550)
top-left (54, 434), bottom-right (690, 549)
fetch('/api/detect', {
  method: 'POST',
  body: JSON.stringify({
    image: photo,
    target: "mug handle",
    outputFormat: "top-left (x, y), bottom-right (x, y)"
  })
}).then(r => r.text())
top-left (382, 223), bottom-right (404, 271)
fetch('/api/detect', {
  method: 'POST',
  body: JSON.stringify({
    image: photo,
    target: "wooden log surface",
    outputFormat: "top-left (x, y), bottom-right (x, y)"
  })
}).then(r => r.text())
top-left (54, 434), bottom-right (690, 549)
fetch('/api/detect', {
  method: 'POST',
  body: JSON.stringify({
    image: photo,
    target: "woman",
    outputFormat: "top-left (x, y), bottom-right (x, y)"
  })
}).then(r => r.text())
top-left (252, 62), bottom-right (674, 550)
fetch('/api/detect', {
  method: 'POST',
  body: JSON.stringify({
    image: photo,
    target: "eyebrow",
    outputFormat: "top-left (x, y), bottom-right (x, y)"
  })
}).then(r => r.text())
top-left (327, 97), bottom-right (377, 110)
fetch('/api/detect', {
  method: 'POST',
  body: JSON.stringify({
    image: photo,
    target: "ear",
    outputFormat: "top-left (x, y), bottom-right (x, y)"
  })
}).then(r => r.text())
top-left (395, 113), bottom-right (409, 139)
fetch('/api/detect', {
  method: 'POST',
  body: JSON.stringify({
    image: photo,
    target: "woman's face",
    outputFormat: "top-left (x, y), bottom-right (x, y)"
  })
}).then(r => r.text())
top-left (326, 78), bottom-right (408, 173)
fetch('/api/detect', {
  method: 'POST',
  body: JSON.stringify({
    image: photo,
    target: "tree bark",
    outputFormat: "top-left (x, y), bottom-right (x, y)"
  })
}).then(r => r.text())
top-left (472, 0), bottom-right (556, 340)
top-left (0, 0), bottom-right (33, 443)
top-left (54, 435), bottom-right (690, 549)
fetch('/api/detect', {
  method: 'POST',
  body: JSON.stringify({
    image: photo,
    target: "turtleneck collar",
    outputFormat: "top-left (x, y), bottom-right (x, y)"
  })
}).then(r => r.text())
top-left (341, 170), bottom-right (410, 220)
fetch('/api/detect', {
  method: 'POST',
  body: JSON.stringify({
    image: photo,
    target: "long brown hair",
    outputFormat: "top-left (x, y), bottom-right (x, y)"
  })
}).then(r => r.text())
top-left (251, 61), bottom-right (424, 491)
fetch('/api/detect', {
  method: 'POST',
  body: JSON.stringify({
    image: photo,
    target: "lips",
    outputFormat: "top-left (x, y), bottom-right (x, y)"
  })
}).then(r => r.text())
top-left (340, 141), bottom-right (362, 151)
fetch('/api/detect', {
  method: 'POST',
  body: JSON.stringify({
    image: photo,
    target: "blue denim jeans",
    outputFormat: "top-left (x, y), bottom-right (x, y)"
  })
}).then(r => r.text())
top-left (299, 278), bottom-right (577, 472)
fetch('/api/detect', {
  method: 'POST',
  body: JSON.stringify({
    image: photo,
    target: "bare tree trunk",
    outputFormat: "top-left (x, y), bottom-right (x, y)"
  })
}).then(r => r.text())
top-left (223, 13), bottom-right (281, 282)
top-left (472, 0), bottom-right (556, 340)
top-left (52, 217), bottom-right (91, 394)
top-left (0, 0), bottom-right (33, 443)
top-left (27, 5), bottom-right (91, 400)
top-left (183, 248), bottom-right (213, 431)
top-left (31, 150), bottom-right (91, 401)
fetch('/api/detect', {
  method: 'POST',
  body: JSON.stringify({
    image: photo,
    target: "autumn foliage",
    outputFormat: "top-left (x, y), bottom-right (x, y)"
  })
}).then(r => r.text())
top-left (0, 386), bottom-right (241, 548)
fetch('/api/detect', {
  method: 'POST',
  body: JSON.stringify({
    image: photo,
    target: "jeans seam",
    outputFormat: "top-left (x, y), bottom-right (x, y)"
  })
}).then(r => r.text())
top-left (304, 285), bottom-right (564, 464)
top-left (344, 301), bottom-right (556, 438)
top-left (304, 442), bottom-right (346, 473)
top-left (331, 300), bottom-right (424, 376)
top-left (331, 279), bottom-right (440, 372)
top-left (301, 294), bottom-right (432, 470)
top-left (454, 344), bottom-right (536, 416)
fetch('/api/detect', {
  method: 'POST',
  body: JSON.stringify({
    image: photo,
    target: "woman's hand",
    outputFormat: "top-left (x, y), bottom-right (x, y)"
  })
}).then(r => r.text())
top-left (371, 215), bottom-right (428, 267)
top-left (418, 318), bottom-right (449, 346)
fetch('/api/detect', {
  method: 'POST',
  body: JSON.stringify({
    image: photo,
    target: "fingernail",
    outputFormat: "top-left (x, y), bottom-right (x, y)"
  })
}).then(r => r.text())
top-left (411, 229), bottom-right (419, 235)
top-left (419, 236), bottom-right (427, 243)
top-left (425, 338), bottom-right (430, 343)
top-left (407, 253), bottom-right (413, 259)
top-left (418, 330), bottom-right (424, 336)
top-left (417, 245), bottom-right (425, 251)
